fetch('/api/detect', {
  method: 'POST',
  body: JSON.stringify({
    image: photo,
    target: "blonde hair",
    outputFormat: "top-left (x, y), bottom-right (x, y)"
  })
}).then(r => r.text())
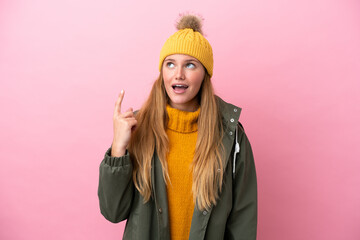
top-left (128, 71), bottom-right (224, 211)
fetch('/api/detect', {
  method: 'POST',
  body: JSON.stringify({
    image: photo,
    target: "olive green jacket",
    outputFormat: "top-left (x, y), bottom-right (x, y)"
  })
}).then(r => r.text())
top-left (98, 96), bottom-right (257, 240)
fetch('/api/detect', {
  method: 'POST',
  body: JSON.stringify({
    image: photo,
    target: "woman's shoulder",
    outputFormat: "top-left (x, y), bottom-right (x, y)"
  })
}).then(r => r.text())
top-left (215, 95), bottom-right (242, 115)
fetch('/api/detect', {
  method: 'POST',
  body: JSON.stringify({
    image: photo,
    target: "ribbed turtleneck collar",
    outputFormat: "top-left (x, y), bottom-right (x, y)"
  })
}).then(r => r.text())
top-left (166, 105), bottom-right (200, 133)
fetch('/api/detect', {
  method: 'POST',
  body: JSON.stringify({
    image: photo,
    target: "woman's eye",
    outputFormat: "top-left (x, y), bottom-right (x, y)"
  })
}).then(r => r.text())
top-left (166, 62), bottom-right (175, 68)
top-left (186, 63), bottom-right (195, 69)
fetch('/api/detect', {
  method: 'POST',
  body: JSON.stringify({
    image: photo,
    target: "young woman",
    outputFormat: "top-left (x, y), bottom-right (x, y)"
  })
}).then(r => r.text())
top-left (98, 14), bottom-right (257, 240)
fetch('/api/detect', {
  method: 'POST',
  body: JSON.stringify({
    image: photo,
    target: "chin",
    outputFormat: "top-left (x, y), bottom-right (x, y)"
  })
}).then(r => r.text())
top-left (169, 98), bottom-right (191, 106)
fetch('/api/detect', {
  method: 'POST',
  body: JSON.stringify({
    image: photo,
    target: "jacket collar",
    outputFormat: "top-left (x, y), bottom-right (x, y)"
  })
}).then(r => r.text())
top-left (216, 95), bottom-right (242, 133)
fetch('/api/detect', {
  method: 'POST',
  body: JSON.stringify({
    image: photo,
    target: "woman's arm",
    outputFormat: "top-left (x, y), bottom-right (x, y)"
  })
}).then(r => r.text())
top-left (98, 147), bottom-right (134, 223)
top-left (98, 90), bottom-right (137, 223)
top-left (225, 126), bottom-right (258, 240)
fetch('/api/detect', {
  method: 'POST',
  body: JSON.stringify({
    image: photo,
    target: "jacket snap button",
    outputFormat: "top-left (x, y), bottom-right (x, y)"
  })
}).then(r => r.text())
top-left (158, 208), bottom-right (162, 213)
top-left (234, 108), bottom-right (237, 112)
top-left (203, 211), bottom-right (207, 215)
top-left (229, 131), bottom-right (233, 135)
top-left (230, 118), bottom-right (234, 123)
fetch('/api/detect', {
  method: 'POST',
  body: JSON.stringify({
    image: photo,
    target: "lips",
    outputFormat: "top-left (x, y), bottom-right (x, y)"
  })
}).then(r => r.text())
top-left (172, 84), bottom-right (188, 93)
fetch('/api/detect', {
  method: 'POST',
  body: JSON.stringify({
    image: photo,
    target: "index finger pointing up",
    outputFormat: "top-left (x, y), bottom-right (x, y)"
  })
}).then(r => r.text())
top-left (115, 89), bottom-right (124, 114)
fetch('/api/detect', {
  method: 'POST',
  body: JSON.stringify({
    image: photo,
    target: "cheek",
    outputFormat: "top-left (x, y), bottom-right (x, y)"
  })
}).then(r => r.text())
top-left (162, 71), bottom-right (171, 87)
top-left (191, 73), bottom-right (205, 89)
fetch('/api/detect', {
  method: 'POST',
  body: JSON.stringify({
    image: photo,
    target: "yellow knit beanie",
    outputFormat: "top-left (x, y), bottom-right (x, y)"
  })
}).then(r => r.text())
top-left (159, 14), bottom-right (214, 77)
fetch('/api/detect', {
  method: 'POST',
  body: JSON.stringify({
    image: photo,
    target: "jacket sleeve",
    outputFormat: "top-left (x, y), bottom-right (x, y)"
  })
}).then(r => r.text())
top-left (225, 126), bottom-right (258, 240)
top-left (98, 147), bottom-right (134, 223)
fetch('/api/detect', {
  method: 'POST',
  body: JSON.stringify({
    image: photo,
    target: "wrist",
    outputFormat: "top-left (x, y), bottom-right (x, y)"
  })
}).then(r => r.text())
top-left (111, 143), bottom-right (126, 157)
top-left (111, 148), bottom-right (126, 157)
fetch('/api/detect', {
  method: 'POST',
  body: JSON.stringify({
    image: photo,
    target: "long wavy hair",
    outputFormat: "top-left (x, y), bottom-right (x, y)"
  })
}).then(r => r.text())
top-left (128, 70), bottom-right (224, 211)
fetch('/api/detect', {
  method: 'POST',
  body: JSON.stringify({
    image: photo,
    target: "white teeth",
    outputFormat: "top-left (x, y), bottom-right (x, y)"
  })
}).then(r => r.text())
top-left (173, 85), bottom-right (188, 88)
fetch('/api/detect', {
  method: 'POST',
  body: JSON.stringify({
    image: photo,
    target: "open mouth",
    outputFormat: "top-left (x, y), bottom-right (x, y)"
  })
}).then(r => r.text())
top-left (172, 84), bottom-right (188, 90)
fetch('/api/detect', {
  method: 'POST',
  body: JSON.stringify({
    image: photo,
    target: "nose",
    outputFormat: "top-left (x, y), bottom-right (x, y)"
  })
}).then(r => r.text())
top-left (175, 66), bottom-right (185, 80)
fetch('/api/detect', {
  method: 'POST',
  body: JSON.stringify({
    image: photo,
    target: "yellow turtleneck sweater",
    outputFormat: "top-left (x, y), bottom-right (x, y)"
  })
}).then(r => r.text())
top-left (166, 105), bottom-right (200, 240)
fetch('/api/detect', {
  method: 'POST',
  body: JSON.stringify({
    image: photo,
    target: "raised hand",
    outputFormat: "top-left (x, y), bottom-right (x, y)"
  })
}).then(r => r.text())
top-left (111, 90), bottom-right (137, 157)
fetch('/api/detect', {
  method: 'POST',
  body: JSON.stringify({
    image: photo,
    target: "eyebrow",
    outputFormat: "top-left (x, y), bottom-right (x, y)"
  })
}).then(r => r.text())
top-left (164, 58), bottom-right (200, 63)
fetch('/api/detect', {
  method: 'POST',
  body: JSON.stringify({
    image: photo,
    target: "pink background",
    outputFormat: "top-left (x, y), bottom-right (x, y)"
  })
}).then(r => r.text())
top-left (1, 0), bottom-right (359, 239)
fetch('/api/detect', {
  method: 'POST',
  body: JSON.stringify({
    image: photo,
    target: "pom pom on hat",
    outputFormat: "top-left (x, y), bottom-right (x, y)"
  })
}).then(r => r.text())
top-left (176, 14), bottom-right (203, 34)
top-left (159, 13), bottom-right (214, 77)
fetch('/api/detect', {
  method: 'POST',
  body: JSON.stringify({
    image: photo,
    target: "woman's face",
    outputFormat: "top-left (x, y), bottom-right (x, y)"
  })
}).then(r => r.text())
top-left (162, 54), bottom-right (205, 112)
